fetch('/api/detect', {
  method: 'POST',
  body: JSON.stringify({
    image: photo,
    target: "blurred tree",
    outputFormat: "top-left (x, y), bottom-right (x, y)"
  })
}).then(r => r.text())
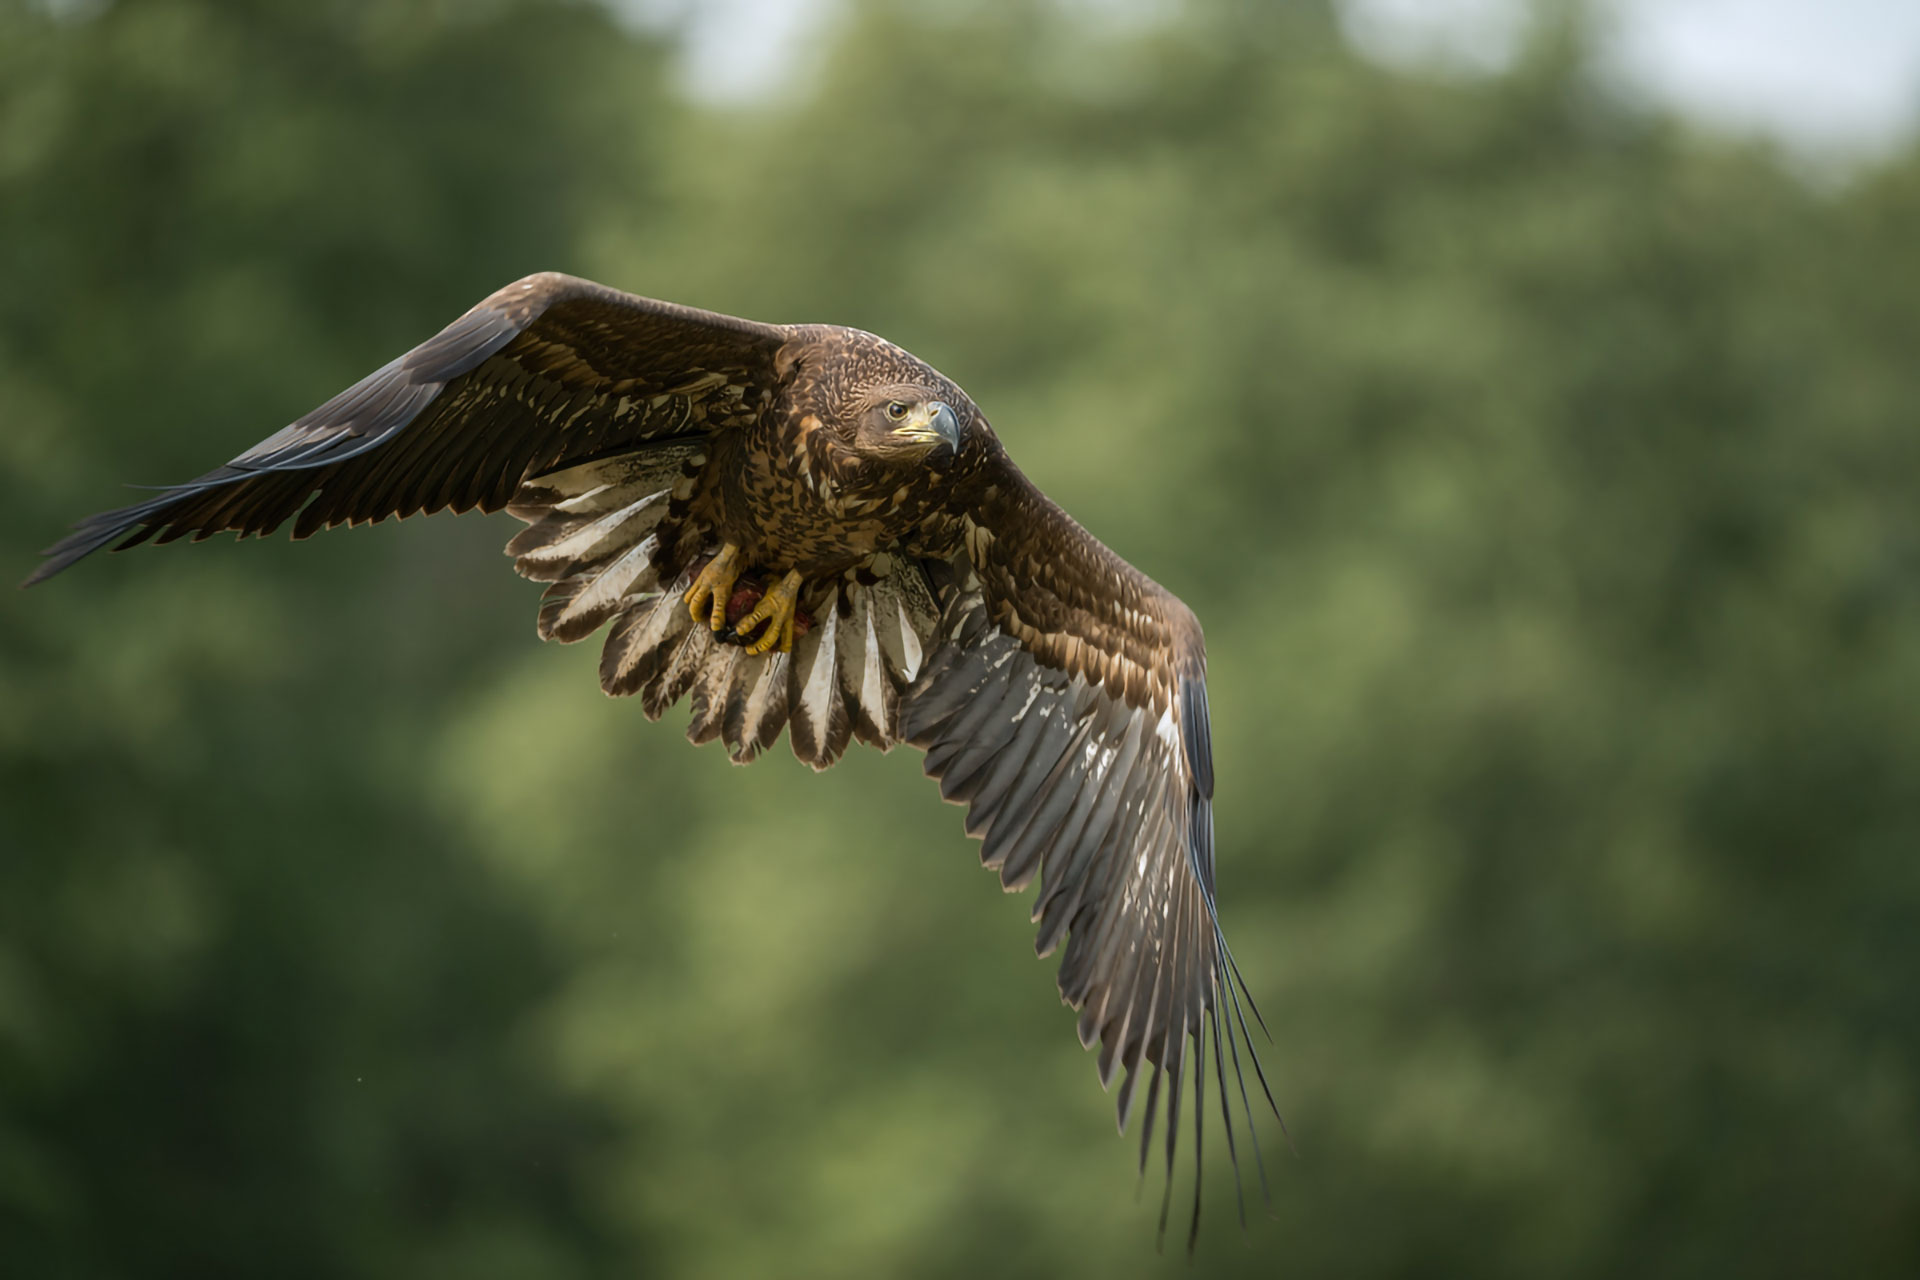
top-left (4, 0), bottom-right (1917, 1276)
top-left (1, 0), bottom-right (668, 1274)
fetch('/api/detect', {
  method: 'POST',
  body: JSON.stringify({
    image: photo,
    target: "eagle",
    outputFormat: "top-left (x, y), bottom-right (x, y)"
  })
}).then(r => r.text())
top-left (26, 273), bottom-right (1279, 1242)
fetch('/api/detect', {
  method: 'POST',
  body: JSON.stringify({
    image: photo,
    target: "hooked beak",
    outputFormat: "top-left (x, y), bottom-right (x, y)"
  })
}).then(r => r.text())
top-left (894, 400), bottom-right (961, 458)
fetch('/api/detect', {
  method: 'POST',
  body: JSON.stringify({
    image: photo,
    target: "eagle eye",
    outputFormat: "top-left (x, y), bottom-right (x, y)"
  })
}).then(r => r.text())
top-left (886, 401), bottom-right (909, 420)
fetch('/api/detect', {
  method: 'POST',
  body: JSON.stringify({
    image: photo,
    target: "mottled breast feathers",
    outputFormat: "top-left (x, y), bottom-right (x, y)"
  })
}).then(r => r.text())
top-left (26, 271), bottom-right (1279, 1247)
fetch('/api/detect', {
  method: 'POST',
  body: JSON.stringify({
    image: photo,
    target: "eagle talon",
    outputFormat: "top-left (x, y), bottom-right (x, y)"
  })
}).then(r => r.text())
top-left (730, 569), bottom-right (804, 655)
top-left (685, 543), bottom-right (744, 631)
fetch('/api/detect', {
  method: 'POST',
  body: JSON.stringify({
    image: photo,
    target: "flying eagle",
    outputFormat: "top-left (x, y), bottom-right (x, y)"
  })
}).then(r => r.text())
top-left (26, 273), bottom-right (1278, 1241)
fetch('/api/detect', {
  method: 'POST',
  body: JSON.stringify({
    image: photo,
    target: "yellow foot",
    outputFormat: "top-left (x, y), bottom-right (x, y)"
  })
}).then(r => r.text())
top-left (684, 543), bottom-right (744, 631)
top-left (732, 569), bottom-right (805, 655)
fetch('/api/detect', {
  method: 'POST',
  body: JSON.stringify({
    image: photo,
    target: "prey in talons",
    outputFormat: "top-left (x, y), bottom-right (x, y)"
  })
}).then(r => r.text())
top-left (728, 568), bottom-right (805, 655)
top-left (684, 545), bottom-right (813, 654)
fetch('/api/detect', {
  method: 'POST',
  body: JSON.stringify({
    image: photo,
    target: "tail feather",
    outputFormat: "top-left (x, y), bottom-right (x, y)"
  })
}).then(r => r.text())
top-left (507, 490), bottom-right (669, 582)
top-left (686, 642), bottom-right (740, 746)
top-left (511, 448), bottom-right (935, 771)
top-left (535, 534), bottom-right (662, 643)
top-left (865, 555), bottom-right (941, 684)
top-left (722, 651), bottom-right (789, 763)
top-left (641, 614), bottom-right (712, 722)
top-left (598, 578), bottom-right (693, 698)
top-left (838, 585), bottom-right (898, 750)
top-left (788, 584), bottom-right (852, 769)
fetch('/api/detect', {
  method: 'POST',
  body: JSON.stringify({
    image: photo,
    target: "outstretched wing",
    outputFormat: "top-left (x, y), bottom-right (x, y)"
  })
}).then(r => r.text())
top-left (25, 273), bottom-right (788, 585)
top-left (902, 458), bottom-right (1279, 1248)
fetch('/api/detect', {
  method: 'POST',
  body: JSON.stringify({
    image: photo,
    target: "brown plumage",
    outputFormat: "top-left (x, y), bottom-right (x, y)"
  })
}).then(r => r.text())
top-left (25, 273), bottom-right (1279, 1244)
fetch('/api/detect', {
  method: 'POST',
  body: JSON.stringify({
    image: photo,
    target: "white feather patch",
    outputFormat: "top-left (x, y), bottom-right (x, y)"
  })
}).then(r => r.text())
top-left (551, 482), bottom-right (613, 512)
top-left (893, 592), bottom-right (924, 681)
top-left (607, 585), bottom-right (690, 689)
top-left (546, 534), bottom-right (660, 636)
top-left (522, 445), bottom-right (701, 514)
top-left (518, 490), bottom-right (667, 569)
top-left (687, 641), bottom-right (742, 744)
top-left (867, 573), bottom-right (925, 685)
top-left (796, 586), bottom-right (842, 738)
top-left (858, 594), bottom-right (890, 738)
top-left (643, 614), bottom-right (712, 720)
top-left (724, 650), bottom-right (789, 763)
top-left (836, 586), bottom-right (886, 746)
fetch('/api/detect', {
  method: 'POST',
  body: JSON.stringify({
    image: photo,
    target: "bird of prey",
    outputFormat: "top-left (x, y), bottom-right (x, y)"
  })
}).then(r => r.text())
top-left (26, 273), bottom-right (1278, 1242)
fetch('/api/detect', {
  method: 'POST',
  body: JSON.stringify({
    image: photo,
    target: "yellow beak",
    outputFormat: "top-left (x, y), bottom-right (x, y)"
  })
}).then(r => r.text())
top-left (893, 400), bottom-right (960, 453)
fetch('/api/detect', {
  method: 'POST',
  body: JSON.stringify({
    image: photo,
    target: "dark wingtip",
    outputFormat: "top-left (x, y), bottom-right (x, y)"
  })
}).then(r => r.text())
top-left (22, 524), bottom-right (123, 587)
top-left (20, 560), bottom-right (56, 588)
top-left (22, 478), bottom-right (231, 589)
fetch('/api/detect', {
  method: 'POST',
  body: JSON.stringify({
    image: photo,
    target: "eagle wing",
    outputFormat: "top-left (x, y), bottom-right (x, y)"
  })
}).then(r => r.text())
top-left (903, 459), bottom-right (1278, 1244)
top-left (25, 273), bottom-right (787, 585)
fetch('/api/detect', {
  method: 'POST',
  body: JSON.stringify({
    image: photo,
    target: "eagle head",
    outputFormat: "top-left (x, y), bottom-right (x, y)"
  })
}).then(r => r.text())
top-left (850, 385), bottom-right (963, 467)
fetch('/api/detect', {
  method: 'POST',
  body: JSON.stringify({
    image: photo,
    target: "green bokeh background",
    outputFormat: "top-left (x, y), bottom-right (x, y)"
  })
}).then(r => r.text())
top-left (5, 1), bottom-right (1917, 1275)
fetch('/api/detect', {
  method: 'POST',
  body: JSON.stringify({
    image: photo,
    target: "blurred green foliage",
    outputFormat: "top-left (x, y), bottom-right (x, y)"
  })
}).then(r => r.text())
top-left (4, 0), bottom-right (1918, 1275)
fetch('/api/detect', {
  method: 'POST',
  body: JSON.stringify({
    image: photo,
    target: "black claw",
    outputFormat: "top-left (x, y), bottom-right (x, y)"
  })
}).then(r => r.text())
top-left (723, 618), bottom-right (766, 648)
